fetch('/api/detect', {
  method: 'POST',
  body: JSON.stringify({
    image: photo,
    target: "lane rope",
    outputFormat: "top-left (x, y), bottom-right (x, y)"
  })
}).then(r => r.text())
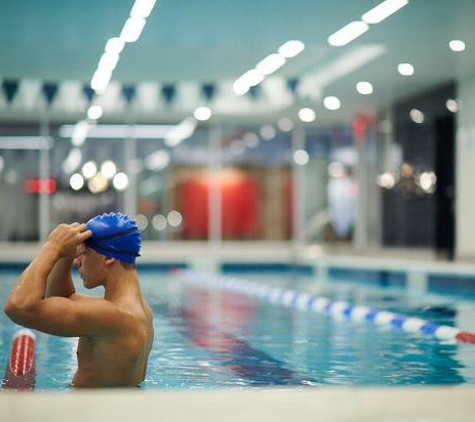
top-left (2, 328), bottom-right (36, 390)
top-left (181, 271), bottom-right (475, 344)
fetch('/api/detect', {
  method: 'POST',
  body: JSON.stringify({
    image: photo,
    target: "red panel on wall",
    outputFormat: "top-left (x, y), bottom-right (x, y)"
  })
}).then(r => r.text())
top-left (181, 171), bottom-right (259, 239)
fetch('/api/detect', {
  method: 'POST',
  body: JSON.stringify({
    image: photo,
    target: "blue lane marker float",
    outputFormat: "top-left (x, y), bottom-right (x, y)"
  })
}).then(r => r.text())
top-left (180, 270), bottom-right (475, 344)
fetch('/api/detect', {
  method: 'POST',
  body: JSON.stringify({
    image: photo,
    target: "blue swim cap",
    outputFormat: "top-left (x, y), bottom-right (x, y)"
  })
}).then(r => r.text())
top-left (85, 212), bottom-right (141, 264)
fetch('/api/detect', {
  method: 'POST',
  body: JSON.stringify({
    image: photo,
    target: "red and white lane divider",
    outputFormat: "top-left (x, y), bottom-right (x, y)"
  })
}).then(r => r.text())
top-left (2, 328), bottom-right (36, 390)
top-left (183, 271), bottom-right (475, 345)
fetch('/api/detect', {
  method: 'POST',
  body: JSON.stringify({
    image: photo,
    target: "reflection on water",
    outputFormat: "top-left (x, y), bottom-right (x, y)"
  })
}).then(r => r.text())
top-left (0, 270), bottom-right (474, 389)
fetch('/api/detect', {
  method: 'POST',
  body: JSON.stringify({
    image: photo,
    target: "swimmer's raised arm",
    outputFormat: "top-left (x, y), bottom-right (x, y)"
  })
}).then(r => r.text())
top-left (46, 257), bottom-right (75, 298)
top-left (4, 223), bottom-right (92, 321)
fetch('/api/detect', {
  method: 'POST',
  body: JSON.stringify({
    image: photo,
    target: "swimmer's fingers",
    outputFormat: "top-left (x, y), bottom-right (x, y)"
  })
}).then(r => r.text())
top-left (75, 223), bottom-right (88, 232)
top-left (78, 229), bottom-right (93, 243)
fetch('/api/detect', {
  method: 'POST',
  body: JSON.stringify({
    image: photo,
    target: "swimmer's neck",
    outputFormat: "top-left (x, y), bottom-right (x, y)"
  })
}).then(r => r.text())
top-left (102, 268), bottom-right (141, 302)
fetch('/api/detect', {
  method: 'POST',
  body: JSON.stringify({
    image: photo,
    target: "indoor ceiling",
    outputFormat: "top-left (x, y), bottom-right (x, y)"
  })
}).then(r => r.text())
top-left (0, 0), bottom-right (474, 124)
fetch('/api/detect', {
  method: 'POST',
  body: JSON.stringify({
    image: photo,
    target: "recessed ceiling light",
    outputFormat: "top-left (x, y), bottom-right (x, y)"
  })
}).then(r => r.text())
top-left (70, 173), bottom-right (84, 191)
top-left (356, 81), bottom-right (374, 95)
top-left (293, 149), bottom-right (310, 166)
top-left (449, 40), bottom-right (466, 52)
top-left (82, 161), bottom-right (98, 179)
top-left (298, 108), bottom-right (316, 122)
top-left (446, 99), bottom-right (459, 113)
top-left (113, 172), bottom-right (129, 191)
top-left (410, 108), bottom-right (424, 124)
top-left (193, 106), bottom-right (213, 121)
top-left (323, 96), bottom-right (341, 110)
top-left (87, 105), bottom-right (103, 120)
top-left (398, 63), bottom-right (414, 76)
top-left (243, 132), bottom-right (259, 148)
top-left (260, 124), bottom-right (276, 140)
top-left (278, 117), bottom-right (294, 132)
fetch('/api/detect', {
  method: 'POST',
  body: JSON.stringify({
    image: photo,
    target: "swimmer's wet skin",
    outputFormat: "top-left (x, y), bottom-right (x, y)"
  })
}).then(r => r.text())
top-left (4, 212), bottom-right (154, 388)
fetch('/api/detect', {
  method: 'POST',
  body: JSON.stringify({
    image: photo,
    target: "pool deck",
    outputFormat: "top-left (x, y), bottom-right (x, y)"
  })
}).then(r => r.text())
top-left (1, 387), bottom-right (474, 421)
top-left (2, 241), bottom-right (475, 277)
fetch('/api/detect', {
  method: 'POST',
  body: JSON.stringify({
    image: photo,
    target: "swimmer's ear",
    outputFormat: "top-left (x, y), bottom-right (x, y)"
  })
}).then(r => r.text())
top-left (104, 256), bottom-right (116, 266)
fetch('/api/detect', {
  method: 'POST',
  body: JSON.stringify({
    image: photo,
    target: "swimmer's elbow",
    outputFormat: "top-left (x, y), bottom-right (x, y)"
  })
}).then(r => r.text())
top-left (4, 297), bottom-right (37, 325)
top-left (4, 299), bottom-right (21, 323)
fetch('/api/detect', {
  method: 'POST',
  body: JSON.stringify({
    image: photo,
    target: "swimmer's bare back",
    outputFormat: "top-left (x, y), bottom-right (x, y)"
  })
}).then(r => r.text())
top-left (71, 296), bottom-right (154, 388)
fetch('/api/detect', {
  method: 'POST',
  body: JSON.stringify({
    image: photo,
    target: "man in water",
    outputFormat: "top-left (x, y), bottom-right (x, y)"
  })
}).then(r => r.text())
top-left (4, 212), bottom-right (154, 388)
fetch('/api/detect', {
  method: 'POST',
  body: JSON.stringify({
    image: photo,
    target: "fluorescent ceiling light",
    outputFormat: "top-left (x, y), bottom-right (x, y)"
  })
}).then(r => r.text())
top-left (98, 52), bottom-right (120, 72)
top-left (90, 68), bottom-right (112, 92)
top-left (59, 124), bottom-right (176, 139)
top-left (120, 17), bottom-right (146, 43)
top-left (105, 37), bottom-right (125, 54)
top-left (362, 0), bottom-right (409, 24)
top-left (130, 0), bottom-right (157, 18)
top-left (233, 79), bottom-right (250, 96)
top-left (449, 40), bottom-right (466, 52)
top-left (328, 21), bottom-right (369, 46)
top-left (278, 40), bottom-right (305, 58)
top-left (240, 69), bottom-right (265, 87)
top-left (0, 136), bottom-right (53, 150)
top-left (255, 54), bottom-right (286, 76)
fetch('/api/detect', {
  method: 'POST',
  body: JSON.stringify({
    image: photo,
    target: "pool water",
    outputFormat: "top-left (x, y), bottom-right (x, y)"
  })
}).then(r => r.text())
top-left (1, 269), bottom-right (475, 389)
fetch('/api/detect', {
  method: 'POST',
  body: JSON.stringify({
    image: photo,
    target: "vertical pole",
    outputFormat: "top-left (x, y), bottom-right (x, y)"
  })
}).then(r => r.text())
top-left (208, 125), bottom-right (222, 247)
top-left (354, 136), bottom-right (368, 251)
top-left (124, 134), bottom-right (137, 218)
top-left (291, 126), bottom-right (306, 249)
top-left (39, 117), bottom-right (50, 241)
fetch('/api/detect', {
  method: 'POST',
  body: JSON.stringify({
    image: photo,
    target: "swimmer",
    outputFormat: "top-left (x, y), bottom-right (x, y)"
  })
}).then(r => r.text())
top-left (4, 212), bottom-right (154, 388)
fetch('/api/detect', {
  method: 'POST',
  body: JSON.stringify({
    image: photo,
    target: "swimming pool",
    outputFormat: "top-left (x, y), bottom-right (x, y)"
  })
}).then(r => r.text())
top-left (1, 266), bottom-right (475, 389)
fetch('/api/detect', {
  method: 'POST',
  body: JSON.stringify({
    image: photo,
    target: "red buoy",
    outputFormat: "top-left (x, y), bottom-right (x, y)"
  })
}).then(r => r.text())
top-left (2, 329), bottom-right (36, 390)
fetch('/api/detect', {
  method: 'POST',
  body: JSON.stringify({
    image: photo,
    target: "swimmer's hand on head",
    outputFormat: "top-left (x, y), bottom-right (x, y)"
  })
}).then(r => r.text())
top-left (4, 222), bottom-right (101, 336)
top-left (45, 223), bottom-right (92, 259)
